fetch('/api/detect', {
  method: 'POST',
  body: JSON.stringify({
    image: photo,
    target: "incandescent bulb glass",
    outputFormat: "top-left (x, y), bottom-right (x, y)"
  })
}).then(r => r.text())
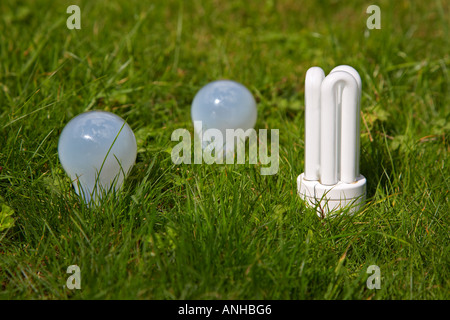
top-left (191, 80), bottom-right (257, 155)
top-left (58, 110), bottom-right (137, 203)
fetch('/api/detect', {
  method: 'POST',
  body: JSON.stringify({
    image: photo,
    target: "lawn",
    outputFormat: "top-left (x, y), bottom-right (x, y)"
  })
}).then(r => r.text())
top-left (0, 0), bottom-right (448, 299)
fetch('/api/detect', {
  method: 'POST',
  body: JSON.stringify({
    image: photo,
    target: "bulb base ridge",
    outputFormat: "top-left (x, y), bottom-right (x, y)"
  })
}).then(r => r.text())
top-left (297, 173), bottom-right (366, 216)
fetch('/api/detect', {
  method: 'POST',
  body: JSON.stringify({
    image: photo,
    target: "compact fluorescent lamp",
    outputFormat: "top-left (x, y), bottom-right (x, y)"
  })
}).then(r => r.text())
top-left (297, 65), bottom-right (366, 216)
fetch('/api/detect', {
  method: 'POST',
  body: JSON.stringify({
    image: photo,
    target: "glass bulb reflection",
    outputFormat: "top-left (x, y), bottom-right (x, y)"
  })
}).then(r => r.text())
top-left (191, 80), bottom-right (257, 154)
top-left (58, 111), bottom-right (137, 203)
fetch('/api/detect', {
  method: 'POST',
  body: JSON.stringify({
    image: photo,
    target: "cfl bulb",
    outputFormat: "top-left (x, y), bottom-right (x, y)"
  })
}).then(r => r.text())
top-left (58, 111), bottom-right (137, 203)
top-left (298, 65), bottom-right (366, 216)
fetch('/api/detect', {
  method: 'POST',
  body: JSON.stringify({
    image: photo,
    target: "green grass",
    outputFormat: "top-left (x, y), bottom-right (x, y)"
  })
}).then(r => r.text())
top-left (0, 0), bottom-right (448, 299)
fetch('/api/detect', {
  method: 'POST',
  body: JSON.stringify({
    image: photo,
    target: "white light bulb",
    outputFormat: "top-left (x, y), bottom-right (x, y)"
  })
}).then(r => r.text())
top-left (58, 111), bottom-right (137, 203)
top-left (298, 65), bottom-right (366, 216)
top-left (191, 80), bottom-right (257, 155)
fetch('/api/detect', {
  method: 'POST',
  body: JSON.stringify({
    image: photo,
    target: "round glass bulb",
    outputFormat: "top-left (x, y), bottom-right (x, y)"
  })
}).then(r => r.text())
top-left (58, 111), bottom-right (137, 203)
top-left (191, 80), bottom-right (257, 153)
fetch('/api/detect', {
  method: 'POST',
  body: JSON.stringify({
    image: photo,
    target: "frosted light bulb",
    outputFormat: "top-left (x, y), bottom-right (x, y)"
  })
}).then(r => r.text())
top-left (58, 111), bottom-right (137, 203)
top-left (191, 80), bottom-right (257, 155)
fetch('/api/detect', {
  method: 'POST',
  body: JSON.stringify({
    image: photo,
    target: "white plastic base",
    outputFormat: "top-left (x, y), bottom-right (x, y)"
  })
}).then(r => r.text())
top-left (297, 173), bottom-right (366, 217)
